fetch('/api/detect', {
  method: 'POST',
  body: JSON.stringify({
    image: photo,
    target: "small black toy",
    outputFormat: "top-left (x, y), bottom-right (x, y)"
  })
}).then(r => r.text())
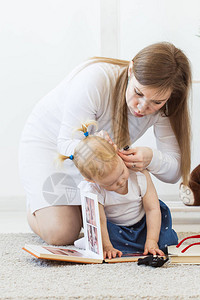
top-left (137, 255), bottom-right (169, 268)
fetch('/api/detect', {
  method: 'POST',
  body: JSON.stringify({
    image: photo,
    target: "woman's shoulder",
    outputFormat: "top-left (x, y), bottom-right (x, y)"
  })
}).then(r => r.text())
top-left (65, 60), bottom-right (121, 95)
top-left (70, 60), bottom-right (122, 78)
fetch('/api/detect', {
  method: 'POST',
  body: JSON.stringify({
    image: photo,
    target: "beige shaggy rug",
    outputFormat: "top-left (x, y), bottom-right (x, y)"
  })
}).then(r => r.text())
top-left (0, 232), bottom-right (200, 300)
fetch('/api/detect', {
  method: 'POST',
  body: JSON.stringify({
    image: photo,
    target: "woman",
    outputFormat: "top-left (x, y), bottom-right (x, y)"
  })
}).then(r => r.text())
top-left (19, 42), bottom-right (191, 245)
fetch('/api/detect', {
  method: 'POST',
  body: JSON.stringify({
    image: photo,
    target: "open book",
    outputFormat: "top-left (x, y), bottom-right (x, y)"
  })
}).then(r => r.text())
top-left (23, 190), bottom-right (200, 264)
top-left (168, 235), bottom-right (200, 264)
top-left (23, 190), bottom-right (148, 264)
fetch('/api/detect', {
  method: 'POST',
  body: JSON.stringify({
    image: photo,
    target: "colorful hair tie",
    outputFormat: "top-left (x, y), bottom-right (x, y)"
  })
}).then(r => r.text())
top-left (84, 131), bottom-right (89, 137)
top-left (69, 155), bottom-right (74, 160)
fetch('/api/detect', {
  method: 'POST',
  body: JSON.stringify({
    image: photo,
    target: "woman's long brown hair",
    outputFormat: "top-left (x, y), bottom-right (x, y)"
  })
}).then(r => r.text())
top-left (91, 42), bottom-right (192, 185)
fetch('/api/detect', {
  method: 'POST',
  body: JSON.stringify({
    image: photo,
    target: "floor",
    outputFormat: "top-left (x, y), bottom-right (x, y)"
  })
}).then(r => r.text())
top-left (0, 211), bottom-right (32, 233)
top-left (0, 197), bottom-right (32, 233)
top-left (0, 196), bottom-right (200, 233)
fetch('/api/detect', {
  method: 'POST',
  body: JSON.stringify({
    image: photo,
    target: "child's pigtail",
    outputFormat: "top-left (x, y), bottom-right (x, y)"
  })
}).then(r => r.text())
top-left (58, 154), bottom-right (74, 161)
top-left (55, 154), bottom-right (74, 169)
top-left (76, 120), bottom-right (97, 137)
top-left (56, 120), bottom-right (97, 169)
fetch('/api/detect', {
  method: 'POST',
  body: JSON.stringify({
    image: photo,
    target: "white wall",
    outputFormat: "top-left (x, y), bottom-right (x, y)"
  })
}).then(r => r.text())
top-left (119, 0), bottom-right (200, 79)
top-left (0, 0), bottom-right (200, 199)
top-left (0, 0), bottom-right (101, 196)
top-left (118, 0), bottom-right (200, 197)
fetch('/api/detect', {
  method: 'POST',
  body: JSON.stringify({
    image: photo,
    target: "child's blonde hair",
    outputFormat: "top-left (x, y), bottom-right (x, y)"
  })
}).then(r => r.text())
top-left (58, 121), bottom-right (118, 180)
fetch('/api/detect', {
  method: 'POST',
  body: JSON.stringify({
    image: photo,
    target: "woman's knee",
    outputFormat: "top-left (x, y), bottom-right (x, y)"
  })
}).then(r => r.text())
top-left (42, 223), bottom-right (81, 246)
top-left (30, 205), bottom-right (82, 245)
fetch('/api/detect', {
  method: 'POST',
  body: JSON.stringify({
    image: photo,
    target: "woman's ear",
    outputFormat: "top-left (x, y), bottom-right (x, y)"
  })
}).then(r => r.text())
top-left (128, 60), bottom-right (134, 78)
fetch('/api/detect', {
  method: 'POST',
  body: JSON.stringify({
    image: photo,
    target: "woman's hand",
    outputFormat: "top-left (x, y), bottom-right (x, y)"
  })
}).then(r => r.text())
top-left (94, 130), bottom-right (118, 150)
top-left (103, 245), bottom-right (123, 260)
top-left (143, 239), bottom-right (165, 256)
top-left (118, 147), bottom-right (153, 171)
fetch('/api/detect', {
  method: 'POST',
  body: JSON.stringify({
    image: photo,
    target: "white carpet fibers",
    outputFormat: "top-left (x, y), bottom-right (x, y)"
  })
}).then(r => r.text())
top-left (0, 232), bottom-right (200, 300)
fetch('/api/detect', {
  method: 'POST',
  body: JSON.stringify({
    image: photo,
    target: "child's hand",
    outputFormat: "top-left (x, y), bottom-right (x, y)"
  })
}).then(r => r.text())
top-left (143, 239), bottom-right (165, 256)
top-left (103, 245), bottom-right (122, 260)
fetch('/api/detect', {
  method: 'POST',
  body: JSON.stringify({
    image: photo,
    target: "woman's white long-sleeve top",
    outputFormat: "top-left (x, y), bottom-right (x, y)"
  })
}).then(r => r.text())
top-left (29, 61), bottom-right (181, 183)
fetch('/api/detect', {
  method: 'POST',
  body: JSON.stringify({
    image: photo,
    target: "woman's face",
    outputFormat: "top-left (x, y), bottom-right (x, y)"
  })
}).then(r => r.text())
top-left (126, 71), bottom-right (171, 117)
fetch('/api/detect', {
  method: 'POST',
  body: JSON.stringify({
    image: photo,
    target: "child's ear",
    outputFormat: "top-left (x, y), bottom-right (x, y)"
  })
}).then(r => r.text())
top-left (84, 177), bottom-right (95, 183)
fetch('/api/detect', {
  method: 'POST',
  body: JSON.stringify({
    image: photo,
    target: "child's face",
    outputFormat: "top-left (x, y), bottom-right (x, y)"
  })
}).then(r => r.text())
top-left (94, 156), bottom-right (129, 193)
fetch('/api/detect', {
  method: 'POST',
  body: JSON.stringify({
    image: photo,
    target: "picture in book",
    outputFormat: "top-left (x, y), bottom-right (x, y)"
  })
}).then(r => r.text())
top-left (85, 196), bottom-right (99, 254)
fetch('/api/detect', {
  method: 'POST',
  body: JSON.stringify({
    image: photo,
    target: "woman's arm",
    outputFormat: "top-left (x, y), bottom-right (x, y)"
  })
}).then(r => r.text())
top-left (98, 203), bottom-right (122, 259)
top-left (148, 114), bottom-right (181, 183)
top-left (141, 170), bottom-right (164, 256)
top-left (119, 115), bottom-right (181, 183)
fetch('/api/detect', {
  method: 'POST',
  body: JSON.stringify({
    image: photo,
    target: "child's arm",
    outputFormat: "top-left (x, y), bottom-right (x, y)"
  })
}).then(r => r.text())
top-left (98, 203), bottom-right (122, 259)
top-left (142, 170), bottom-right (165, 256)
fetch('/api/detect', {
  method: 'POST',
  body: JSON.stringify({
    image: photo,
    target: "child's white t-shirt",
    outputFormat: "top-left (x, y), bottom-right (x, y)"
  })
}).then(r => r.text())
top-left (78, 171), bottom-right (147, 226)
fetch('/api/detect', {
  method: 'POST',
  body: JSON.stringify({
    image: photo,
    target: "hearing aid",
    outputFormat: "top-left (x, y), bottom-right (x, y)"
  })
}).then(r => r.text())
top-left (123, 145), bottom-right (129, 151)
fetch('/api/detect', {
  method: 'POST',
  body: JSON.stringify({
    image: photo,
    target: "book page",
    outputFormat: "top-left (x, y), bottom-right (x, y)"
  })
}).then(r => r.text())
top-left (168, 244), bottom-right (200, 256)
top-left (43, 246), bottom-right (86, 257)
top-left (81, 191), bottom-right (103, 260)
top-left (24, 244), bottom-right (93, 258)
top-left (23, 244), bottom-right (103, 263)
